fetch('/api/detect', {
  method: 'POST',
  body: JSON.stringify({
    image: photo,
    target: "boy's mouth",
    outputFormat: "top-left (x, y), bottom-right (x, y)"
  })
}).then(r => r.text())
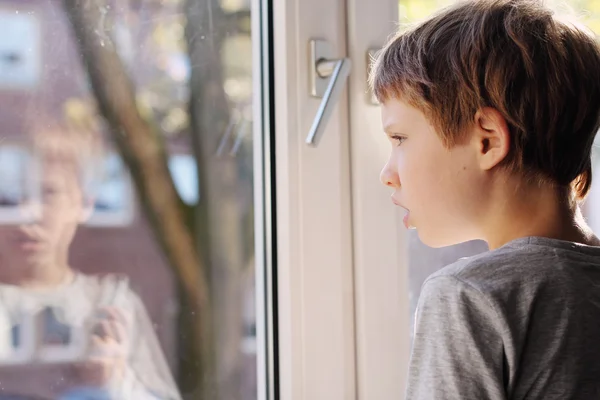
top-left (8, 227), bottom-right (47, 252)
top-left (403, 211), bottom-right (410, 229)
top-left (391, 196), bottom-right (403, 207)
top-left (12, 234), bottom-right (44, 252)
top-left (391, 196), bottom-right (413, 229)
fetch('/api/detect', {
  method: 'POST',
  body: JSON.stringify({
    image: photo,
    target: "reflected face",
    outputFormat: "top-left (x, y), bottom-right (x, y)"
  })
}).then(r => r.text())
top-left (379, 98), bottom-right (484, 247)
top-left (0, 156), bottom-right (86, 264)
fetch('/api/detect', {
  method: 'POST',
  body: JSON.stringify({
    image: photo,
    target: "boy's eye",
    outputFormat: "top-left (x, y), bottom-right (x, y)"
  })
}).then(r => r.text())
top-left (390, 135), bottom-right (407, 146)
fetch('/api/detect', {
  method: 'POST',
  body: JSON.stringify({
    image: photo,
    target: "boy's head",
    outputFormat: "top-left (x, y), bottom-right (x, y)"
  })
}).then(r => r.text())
top-left (371, 0), bottom-right (600, 247)
top-left (0, 119), bottom-right (102, 267)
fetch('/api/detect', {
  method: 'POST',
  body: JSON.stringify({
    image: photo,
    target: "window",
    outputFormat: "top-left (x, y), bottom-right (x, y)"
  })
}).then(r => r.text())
top-left (0, 144), bottom-right (33, 224)
top-left (0, 8), bottom-right (41, 90)
top-left (0, 0), bottom-right (267, 398)
top-left (85, 151), bottom-right (135, 227)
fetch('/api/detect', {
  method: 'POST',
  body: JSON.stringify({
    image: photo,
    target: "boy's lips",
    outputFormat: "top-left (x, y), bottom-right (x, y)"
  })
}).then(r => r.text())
top-left (403, 212), bottom-right (410, 229)
top-left (12, 236), bottom-right (44, 252)
top-left (8, 228), bottom-right (47, 252)
top-left (391, 198), bottom-right (408, 211)
top-left (391, 197), bottom-right (412, 229)
top-left (391, 196), bottom-right (403, 207)
top-left (392, 196), bottom-right (411, 229)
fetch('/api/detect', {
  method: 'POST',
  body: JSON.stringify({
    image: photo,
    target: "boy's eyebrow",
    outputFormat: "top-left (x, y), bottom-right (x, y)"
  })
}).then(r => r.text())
top-left (383, 124), bottom-right (406, 135)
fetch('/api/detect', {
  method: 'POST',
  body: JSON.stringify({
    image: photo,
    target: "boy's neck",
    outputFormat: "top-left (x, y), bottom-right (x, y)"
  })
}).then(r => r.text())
top-left (0, 258), bottom-right (74, 290)
top-left (483, 180), bottom-right (599, 250)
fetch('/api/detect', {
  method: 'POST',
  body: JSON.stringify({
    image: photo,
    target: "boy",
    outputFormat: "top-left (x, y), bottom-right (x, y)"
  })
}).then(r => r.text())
top-left (0, 121), bottom-right (181, 399)
top-left (371, 0), bottom-right (600, 399)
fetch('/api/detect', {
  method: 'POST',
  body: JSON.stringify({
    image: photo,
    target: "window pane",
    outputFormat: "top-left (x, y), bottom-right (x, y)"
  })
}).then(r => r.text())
top-left (0, 0), bottom-right (260, 399)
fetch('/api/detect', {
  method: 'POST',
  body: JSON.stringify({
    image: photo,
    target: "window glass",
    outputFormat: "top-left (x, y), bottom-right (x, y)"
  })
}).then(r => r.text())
top-left (0, 1), bottom-right (260, 399)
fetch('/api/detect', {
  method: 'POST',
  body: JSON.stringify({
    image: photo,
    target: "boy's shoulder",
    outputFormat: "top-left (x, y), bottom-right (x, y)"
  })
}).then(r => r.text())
top-left (426, 237), bottom-right (600, 296)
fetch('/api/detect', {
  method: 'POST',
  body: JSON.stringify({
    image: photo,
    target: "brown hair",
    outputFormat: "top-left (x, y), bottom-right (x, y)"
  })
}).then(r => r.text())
top-left (28, 115), bottom-right (104, 197)
top-left (369, 0), bottom-right (600, 200)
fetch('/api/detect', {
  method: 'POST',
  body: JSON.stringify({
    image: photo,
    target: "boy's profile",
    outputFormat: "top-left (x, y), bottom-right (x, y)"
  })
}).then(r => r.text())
top-left (371, 0), bottom-right (600, 399)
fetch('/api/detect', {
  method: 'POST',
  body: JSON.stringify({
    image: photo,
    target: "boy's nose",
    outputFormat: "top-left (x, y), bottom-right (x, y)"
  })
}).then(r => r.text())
top-left (18, 199), bottom-right (42, 224)
top-left (380, 163), bottom-right (400, 188)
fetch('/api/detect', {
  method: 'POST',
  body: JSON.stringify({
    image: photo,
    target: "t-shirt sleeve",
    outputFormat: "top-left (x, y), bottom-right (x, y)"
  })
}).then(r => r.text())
top-left (406, 275), bottom-right (507, 400)
top-left (121, 290), bottom-right (182, 400)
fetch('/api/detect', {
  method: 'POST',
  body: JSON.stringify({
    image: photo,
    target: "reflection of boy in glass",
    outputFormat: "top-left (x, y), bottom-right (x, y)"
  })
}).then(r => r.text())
top-left (0, 122), bottom-right (181, 399)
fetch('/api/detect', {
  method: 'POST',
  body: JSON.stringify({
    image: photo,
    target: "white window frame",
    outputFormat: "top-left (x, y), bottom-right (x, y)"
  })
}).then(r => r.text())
top-left (273, 0), bottom-right (408, 398)
top-left (346, 1), bottom-right (412, 398)
top-left (273, 0), bottom-right (357, 398)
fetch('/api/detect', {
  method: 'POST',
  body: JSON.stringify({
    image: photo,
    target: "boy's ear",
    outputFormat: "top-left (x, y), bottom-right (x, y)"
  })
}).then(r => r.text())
top-left (472, 107), bottom-right (510, 171)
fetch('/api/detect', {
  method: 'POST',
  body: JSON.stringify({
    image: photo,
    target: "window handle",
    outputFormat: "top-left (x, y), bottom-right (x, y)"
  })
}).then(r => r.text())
top-left (306, 39), bottom-right (352, 147)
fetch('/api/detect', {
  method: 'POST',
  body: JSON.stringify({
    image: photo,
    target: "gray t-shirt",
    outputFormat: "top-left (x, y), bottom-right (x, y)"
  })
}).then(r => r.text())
top-left (407, 236), bottom-right (600, 400)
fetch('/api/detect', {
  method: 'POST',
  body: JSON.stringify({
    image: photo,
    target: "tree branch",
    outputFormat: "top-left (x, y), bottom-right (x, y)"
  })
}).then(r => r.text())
top-left (61, 0), bottom-right (212, 359)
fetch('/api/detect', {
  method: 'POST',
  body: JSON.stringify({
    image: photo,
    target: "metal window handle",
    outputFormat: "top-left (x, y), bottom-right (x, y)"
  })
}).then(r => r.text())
top-left (306, 40), bottom-right (352, 147)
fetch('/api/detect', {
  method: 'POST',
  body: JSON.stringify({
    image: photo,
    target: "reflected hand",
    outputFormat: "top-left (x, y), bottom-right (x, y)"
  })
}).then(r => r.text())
top-left (70, 307), bottom-right (129, 388)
